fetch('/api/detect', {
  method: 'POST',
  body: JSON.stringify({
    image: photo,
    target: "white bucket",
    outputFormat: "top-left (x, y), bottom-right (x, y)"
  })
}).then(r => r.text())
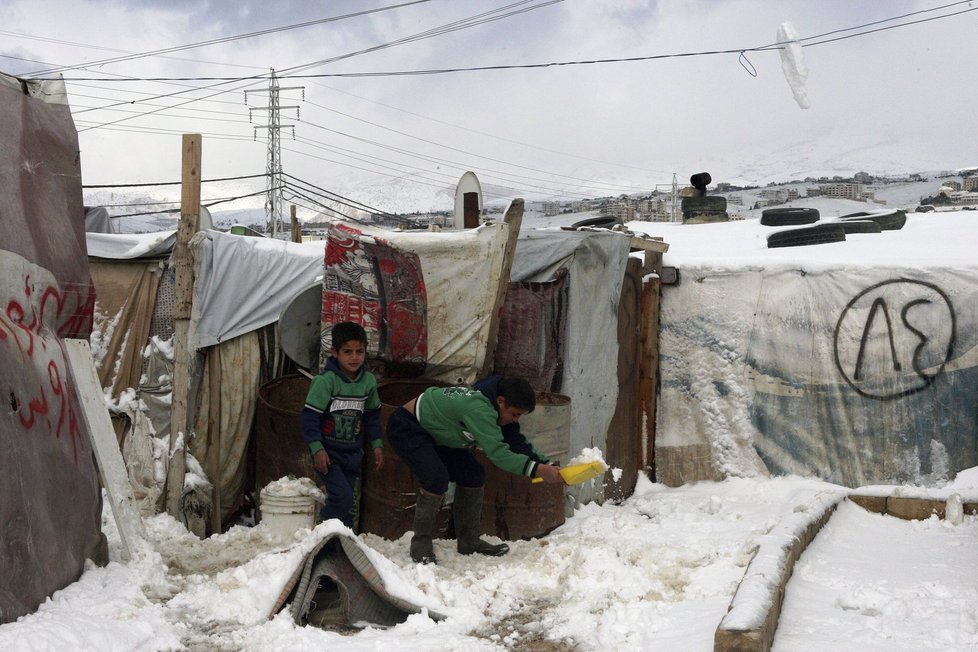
top-left (521, 392), bottom-right (571, 464)
top-left (259, 488), bottom-right (319, 540)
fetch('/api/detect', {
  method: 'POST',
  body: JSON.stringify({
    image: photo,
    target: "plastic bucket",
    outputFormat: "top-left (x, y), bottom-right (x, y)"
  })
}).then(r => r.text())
top-left (259, 489), bottom-right (319, 539)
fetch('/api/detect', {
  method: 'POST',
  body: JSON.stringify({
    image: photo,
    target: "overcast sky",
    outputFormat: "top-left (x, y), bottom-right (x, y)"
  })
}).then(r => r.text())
top-left (3, 0), bottom-right (977, 214)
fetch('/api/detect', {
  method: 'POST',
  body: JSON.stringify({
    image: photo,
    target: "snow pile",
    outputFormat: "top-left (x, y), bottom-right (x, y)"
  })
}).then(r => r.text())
top-left (718, 488), bottom-right (847, 631)
top-left (260, 476), bottom-right (325, 502)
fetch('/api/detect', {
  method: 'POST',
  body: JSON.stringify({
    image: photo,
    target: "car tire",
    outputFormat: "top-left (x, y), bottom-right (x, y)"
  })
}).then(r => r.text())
top-left (760, 207), bottom-right (820, 226)
top-left (837, 219), bottom-right (881, 234)
top-left (767, 223), bottom-right (846, 248)
top-left (681, 196), bottom-right (727, 212)
top-left (840, 209), bottom-right (906, 231)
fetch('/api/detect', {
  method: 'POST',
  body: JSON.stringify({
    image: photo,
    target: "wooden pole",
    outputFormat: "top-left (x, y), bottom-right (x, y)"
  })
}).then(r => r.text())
top-left (290, 204), bottom-right (301, 243)
top-left (479, 198), bottom-right (523, 378)
top-left (166, 134), bottom-right (202, 518)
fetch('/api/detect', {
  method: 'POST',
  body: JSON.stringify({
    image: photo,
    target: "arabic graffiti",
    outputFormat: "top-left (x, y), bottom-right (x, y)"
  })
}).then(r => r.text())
top-left (1, 274), bottom-right (94, 464)
top-left (833, 279), bottom-right (955, 400)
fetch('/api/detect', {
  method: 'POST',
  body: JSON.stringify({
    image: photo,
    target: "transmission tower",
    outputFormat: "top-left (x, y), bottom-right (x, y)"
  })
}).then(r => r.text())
top-left (245, 69), bottom-right (304, 238)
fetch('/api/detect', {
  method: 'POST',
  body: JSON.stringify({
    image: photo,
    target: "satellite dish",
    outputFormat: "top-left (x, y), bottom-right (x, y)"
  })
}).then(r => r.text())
top-left (278, 283), bottom-right (323, 370)
top-left (453, 171), bottom-right (483, 230)
top-left (199, 205), bottom-right (214, 230)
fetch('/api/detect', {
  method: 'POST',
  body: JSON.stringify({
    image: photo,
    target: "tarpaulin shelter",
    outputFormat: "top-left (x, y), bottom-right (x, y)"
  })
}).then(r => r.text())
top-left (644, 212), bottom-right (978, 487)
top-left (90, 216), bottom-right (641, 526)
top-left (0, 72), bottom-right (104, 623)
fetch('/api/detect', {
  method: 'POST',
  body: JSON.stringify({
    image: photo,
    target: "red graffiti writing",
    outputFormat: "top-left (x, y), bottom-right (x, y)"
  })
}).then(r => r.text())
top-left (1, 272), bottom-right (91, 465)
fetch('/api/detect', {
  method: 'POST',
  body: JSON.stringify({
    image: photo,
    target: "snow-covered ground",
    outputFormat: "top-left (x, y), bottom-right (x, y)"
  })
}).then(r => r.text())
top-left (1, 470), bottom-right (975, 651)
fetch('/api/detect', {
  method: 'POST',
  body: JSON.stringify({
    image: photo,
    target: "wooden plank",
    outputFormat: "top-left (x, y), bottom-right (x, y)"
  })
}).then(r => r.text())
top-left (479, 198), bottom-right (524, 378)
top-left (64, 339), bottom-right (145, 561)
top-left (629, 236), bottom-right (670, 253)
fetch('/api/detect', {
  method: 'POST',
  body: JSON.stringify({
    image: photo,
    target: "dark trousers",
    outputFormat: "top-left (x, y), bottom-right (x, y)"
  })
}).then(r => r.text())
top-left (317, 445), bottom-right (362, 527)
top-left (386, 407), bottom-right (485, 495)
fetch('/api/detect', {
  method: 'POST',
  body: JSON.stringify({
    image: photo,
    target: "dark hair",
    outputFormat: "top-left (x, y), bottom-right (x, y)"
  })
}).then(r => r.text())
top-left (331, 321), bottom-right (367, 350)
top-left (497, 377), bottom-right (535, 412)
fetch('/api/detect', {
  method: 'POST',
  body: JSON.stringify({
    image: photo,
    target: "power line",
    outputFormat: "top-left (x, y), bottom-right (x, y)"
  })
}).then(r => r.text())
top-left (50, 1), bottom-right (975, 82)
top-left (66, 1), bottom-right (561, 134)
top-left (24, 1), bottom-right (432, 77)
top-left (83, 173), bottom-right (268, 189)
top-left (106, 187), bottom-right (280, 218)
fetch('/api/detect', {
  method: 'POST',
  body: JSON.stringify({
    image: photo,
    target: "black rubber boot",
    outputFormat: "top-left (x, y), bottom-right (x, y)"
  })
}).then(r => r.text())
top-left (454, 486), bottom-right (509, 556)
top-left (410, 489), bottom-right (442, 564)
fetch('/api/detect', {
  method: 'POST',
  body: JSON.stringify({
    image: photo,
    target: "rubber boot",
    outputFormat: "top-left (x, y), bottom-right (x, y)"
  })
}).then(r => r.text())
top-left (410, 489), bottom-right (442, 564)
top-left (454, 486), bottom-right (509, 557)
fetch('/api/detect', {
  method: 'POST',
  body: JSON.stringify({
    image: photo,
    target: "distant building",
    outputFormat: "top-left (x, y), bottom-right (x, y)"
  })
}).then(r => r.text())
top-left (819, 182), bottom-right (863, 200)
top-left (964, 176), bottom-right (978, 192)
top-left (608, 201), bottom-right (635, 222)
top-left (806, 187), bottom-right (822, 197)
top-left (941, 190), bottom-right (978, 205)
top-left (543, 201), bottom-right (560, 217)
top-left (727, 195), bottom-right (743, 206)
top-left (943, 181), bottom-right (963, 192)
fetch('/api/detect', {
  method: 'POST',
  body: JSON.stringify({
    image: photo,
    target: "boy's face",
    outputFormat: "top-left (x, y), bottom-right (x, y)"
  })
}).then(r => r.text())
top-left (496, 396), bottom-right (529, 426)
top-left (332, 339), bottom-right (366, 377)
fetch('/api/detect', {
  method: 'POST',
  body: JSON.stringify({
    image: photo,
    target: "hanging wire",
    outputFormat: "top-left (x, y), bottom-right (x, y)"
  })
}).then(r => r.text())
top-left (738, 51), bottom-right (757, 77)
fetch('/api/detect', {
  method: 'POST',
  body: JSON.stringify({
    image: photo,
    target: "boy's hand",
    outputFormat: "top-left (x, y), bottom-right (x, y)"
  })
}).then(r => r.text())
top-left (373, 447), bottom-right (385, 471)
top-left (535, 463), bottom-right (564, 484)
top-left (313, 449), bottom-right (330, 474)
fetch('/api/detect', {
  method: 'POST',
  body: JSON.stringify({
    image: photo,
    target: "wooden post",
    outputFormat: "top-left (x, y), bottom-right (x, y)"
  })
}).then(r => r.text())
top-left (290, 204), bottom-right (301, 243)
top-left (633, 236), bottom-right (668, 480)
top-left (166, 134), bottom-right (202, 518)
top-left (479, 198), bottom-right (523, 378)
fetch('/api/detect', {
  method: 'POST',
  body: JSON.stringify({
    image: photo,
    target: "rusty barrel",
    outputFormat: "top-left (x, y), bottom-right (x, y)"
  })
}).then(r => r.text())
top-left (362, 382), bottom-right (568, 542)
top-left (478, 392), bottom-right (569, 540)
top-left (254, 374), bottom-right (317, 491)
top-left (359, 379), bottom-right (452, 539)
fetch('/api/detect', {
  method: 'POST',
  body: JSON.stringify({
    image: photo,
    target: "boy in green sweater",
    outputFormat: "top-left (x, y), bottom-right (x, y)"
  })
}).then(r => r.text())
top-left (386, 377), bottom-right (563, 563)
top-left (301, 321), bottom-right (384, 527)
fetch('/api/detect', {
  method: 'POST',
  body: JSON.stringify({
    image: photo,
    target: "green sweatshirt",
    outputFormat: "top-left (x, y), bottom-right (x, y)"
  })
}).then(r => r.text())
top-left (416, 386), bottom-right (538, 477)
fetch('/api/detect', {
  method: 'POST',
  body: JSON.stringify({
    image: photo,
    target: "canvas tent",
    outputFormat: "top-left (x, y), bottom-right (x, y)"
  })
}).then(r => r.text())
top-left (631, 212), bottom-right (978, 487)
top-left (88, 215), bottom-right (640, 528)
top-left (0, 72), bottom-right (104, 623)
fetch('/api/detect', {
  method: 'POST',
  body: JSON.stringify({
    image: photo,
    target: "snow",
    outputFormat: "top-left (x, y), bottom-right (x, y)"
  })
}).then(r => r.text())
top-left (2, 469), bottom-right (975, 651)
top-left (777, 21), bottom-right (810, 110)
top-left (4, 206), bottom-right (978, 650)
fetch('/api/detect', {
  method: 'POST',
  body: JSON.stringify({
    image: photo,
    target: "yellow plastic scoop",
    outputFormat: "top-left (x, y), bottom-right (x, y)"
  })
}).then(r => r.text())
top-left (532, 461), bottom-right (606, 485)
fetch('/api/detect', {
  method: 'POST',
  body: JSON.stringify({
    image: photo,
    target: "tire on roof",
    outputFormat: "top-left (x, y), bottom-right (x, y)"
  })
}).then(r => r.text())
top-left (839, 209), bottom-right (906, 231)
top-left (837, 219), bottom-right (882, 234)
top-left (766, 223), bottom-right (846, 248)
top-left (681, 196), bottom-right (727, 212)
top-left (760, 207), bottom-right (820, 226)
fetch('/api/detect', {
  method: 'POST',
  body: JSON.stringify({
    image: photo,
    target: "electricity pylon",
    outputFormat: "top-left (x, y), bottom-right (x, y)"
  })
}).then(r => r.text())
top-left (245, 69), bottom-right (304, 238)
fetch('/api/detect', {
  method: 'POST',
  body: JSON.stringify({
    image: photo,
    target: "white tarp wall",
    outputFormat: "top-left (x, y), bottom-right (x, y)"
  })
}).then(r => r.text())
top-left (657, 264), bottom-right (978, 487)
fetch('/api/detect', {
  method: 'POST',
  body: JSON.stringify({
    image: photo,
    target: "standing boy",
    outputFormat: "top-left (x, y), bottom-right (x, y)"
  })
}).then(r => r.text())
top-left (300, 321), bottom-right (384, 527)
top-left (386, 376), bottom-right (563, 564)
